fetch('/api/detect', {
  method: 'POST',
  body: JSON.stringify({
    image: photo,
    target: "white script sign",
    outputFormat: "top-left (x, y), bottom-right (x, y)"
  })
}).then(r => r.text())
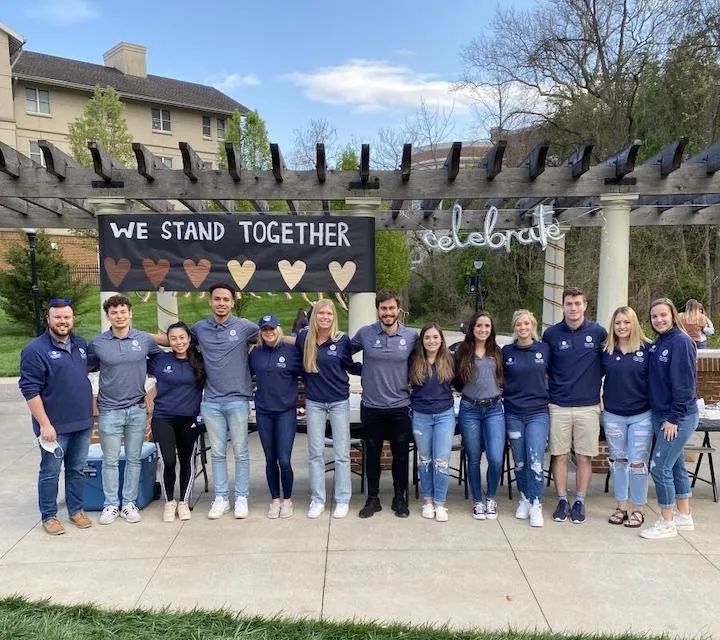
top-left (421, 204), bottom-right (565, 253)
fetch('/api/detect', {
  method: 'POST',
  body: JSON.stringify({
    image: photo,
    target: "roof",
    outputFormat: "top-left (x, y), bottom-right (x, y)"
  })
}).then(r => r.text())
top-left (13, 50), bottom-right (248, 115)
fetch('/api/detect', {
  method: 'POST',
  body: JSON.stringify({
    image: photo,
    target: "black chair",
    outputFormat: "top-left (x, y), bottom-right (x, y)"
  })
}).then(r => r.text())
top-left (193, 416), bottom-right (210, 494)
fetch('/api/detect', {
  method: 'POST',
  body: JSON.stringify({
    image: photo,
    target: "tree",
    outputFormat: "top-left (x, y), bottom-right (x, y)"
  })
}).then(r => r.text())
top-left (375, 231), bottom-right (410, 292)
top-left (67, 86), bottom-right (133, 167)
top-left (290, 118), bottom-right (337, 169)
top-left (218, 109), bottom-right (271, 170)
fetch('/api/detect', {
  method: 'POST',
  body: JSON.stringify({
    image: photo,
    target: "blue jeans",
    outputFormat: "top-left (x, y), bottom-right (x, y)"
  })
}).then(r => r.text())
top-left (603, 409), bottom-right (653, 506)
top-left (459, 400), bottom-right (505, 502)
top-left (505, 412), bottom-right (549, 503)
top-left (256, 408), bottom-right (297, 499)
top-left (306, 398), bottom-right (351, 505)
top-left (650, 411), bottom-right (699, 509)
top-left (38, 428), bottom-right (92, 521)
top-left (98, 405), bottom-right (147, 507)
top-left (412, 408), bottom-right (456, 504)
top-left (201, 400), bottom-right (250, 500)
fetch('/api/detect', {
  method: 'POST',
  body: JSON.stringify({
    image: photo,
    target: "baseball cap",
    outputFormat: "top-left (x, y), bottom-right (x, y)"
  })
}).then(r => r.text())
top-left (258, 314), bottom-right (279, 329)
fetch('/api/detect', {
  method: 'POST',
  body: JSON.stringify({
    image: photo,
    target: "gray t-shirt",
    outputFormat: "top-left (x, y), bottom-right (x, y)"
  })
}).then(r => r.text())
top-left (191, 316), bottom-right (259, 403)
top-left (462, 355), bottom-right (501, 401)
top-left (351, 322), bottom-right (418, 408)
top-left (88, 329), bottom-right (162, 411)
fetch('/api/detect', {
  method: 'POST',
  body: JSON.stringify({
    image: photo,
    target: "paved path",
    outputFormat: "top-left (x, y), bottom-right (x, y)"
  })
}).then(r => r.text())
top-left (1, 383), bottom-right (718, 638)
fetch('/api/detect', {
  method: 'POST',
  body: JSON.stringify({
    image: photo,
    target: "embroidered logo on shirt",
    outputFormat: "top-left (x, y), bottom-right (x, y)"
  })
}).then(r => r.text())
top-left (399, 338), bottom-right (406, 346)
top-left (48, 350), bottom-right (61, 359)
top-left (659, 348), bottom-right (670, 363)
top-left (228, 328), bottom-right (239, 342)
top-left (558, 340), bottom-right (570, 350)
top-left (632, 350), bottom-right (645, 363)
top-left (78, 347), bottom-right (87, 359)
top-left (649, 344), bottom-right (657, 352)
top-left (505, 357), bottom-right (514, 366)
top-left (277, 355), bottom-right (287, 368)
top-left (163, 365), bottom-right (174, 374)
top-left (534, 352), bottom-right (545, 364)
top-left (584, 335), bottom-right (594, 348)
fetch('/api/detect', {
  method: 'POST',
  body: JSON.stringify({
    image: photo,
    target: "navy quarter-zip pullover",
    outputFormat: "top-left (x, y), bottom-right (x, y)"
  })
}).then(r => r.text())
top-left (502, 340), bottom-right (551, 416)
top-left (296, 332), bottom-right (361, 403)
top-left (249, 342), bottom-right (302, 412)
top-left (648, 327), bottom-right (697, 424)
top-left (601, 345), bottom-right (650, 416)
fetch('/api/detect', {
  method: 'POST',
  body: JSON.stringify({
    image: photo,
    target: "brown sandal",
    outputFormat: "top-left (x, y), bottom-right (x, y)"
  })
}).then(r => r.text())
top-left (624, 510), bottom-right (645, 528)
top-left (608, 508), bottom-right (628, 525)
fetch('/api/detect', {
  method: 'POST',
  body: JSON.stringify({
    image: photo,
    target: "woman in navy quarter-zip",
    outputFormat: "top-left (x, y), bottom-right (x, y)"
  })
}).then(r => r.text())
top-left (640, 298), bottom-right (699, 540)
top-left (249, 314), bottom-right (302, 520)
top-left (601, 306), bottom-right (652, 529)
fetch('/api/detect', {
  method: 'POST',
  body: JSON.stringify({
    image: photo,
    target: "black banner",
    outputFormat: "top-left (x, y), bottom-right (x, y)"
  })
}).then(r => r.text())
top-left (98, 213), bottom-right (376, 292)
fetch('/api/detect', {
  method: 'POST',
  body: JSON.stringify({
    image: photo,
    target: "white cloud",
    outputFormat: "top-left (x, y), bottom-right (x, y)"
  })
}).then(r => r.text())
top-left (205, 72), bottom-right (261, 92)
top-left (284, 59), bottom-right (474, 113)
top-left (25, 0), bottom-right (98, 25)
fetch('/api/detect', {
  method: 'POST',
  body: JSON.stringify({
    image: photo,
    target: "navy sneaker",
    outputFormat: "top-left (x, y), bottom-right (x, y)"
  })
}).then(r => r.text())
top-left (570, 500), bottom-right (586, 524)
top-left (552, 498), bottom-right (570, 522)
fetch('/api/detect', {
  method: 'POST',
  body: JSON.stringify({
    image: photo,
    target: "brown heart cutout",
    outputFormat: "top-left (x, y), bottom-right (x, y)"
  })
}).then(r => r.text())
top-left (103, 257), bottom-right (131, 287)
top-left (142, 258), bottom-right (170, 288)
top-left (227, 259), bottom-right (256, 290)
top-left (183, 259), bottom-right (211, 288)
top-left (278, 260), bottom-right (306, 290)
top-left (328, 261), bottom-right (357, 291)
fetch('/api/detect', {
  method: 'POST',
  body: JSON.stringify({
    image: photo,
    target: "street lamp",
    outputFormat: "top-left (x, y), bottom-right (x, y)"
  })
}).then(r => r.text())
top-left (24, 228), bottom-right (42, 336)
top-left (473, 259), bottom-right (484, 312)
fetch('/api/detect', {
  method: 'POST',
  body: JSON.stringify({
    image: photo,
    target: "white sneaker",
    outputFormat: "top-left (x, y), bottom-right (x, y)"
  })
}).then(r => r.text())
top-left (485, 497), bottom-right (498, 520)
top-left (234, 497), bottom-right (249, 519)
top-left (279, 500), bottom-right (294, 518)
top-left (177, 501), bottom-right (191, 521)
top-left (99, 505), bottom-right (119, 525)
top-left (333, 503), bottom-right (349, 519)
top-left (421, 503), bottom-right (435, 519)
top-left (307, 501), bottom-right (325, 519)
top-left (640, 519), bottom-right (678, 539)
top-left (121, 502), bottom-right (141, 523)
top-left (207, 496), bottom-right (230, 520)
top-left (472, 501), bottom-right (486, 520)
top-left (435, 505), bottom-right (449, 522)
top-left (529, 501), bottom-right (544, 527)
top-left (267, 501), bottom-right (281, 519)
top-left (515, 496), bottom-right (531, 520)
top-left (674, 511), bottom-right (695, 531)
top-left (163, 500), bottom-right (177, 522)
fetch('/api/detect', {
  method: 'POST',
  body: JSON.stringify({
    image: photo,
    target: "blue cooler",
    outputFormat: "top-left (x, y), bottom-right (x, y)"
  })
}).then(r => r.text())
top-left (83, 442), bottom-right (158, 511)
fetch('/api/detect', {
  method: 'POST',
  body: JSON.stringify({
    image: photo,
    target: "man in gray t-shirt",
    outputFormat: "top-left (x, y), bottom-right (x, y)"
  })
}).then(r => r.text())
top-left (88, 294), bottom-right (161, 526)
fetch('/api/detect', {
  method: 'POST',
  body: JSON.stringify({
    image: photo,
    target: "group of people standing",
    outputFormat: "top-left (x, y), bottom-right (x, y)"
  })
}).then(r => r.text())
top-left (19, 284), bottom-right (701, 540)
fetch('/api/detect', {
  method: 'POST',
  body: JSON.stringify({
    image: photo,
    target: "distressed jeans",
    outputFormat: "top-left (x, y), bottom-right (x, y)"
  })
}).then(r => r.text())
top-left (505, 412), bottom-right (550, 504)
top-left (603, 409), bottom-right (653, 506)
top-left (412, 407), bottom-right (456, 504)
top-left (650, 411), bottom-right (699, 509)
top-left (306, 399), bottom-right (351, 505)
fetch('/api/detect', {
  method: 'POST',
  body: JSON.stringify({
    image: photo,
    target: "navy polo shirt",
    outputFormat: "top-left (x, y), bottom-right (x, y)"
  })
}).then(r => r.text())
top-left (296, 332), bottom-right (360, 403)
top-left (19, 331), bottom-right (93, 436)
top-left (249, 342), bottom-right (302, 413)
top-left (501, 340), bottom-right (551, 416)
top-left (410, 365), bottom-right (454, 414)
top-left (191, 316), bottom-right (259, 403)
top-left (648, 328), bottom-right (697, 424)
top-left (351, 322), bottom-right (418, 409)
top-left (601, 345), bottom-right (650, 417)
top-left (542, 319), bottom-right (607, 407)
top-left (147, 352), bottom-right (203, 419)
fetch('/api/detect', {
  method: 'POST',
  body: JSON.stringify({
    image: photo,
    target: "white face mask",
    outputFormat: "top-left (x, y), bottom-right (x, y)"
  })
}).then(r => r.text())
top-left (38, 436), bottom-right (64, 459)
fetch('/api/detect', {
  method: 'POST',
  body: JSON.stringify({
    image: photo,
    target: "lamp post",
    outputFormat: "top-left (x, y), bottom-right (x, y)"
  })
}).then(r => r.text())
top-left (473, 259), bottom-right (484, 312)
top-left (24, 229), bottom-right (42, 336)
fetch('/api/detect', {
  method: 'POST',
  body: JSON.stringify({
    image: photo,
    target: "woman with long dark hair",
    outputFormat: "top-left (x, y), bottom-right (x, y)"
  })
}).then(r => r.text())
top-left (455, 311), bottom-right (504, 520)
top-left (148, 321), bottom-right (205, 522)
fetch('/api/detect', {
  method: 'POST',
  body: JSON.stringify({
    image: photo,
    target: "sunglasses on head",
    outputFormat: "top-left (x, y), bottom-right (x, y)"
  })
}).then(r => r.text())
top-left (49, 298), bottom-right (72, 305)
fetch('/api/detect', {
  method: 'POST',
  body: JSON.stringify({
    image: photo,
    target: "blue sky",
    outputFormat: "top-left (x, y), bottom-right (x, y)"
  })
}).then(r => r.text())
top-left (3, 0), bottom-right (535, 160)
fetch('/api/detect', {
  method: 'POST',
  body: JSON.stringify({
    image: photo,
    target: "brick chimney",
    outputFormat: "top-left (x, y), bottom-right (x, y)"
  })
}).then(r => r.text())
top-left (103, 42), bottom-right (146, 78)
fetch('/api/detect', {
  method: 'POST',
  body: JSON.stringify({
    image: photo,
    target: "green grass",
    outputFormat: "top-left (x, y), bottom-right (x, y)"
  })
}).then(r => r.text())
top-left (0, 290), bottom-right (348, 377)
top-left (0, 596), bottom-right (693, 640)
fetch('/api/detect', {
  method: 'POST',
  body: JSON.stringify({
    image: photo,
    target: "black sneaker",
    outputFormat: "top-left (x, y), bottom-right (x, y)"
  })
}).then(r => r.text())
top-left (552, 498), bottom-right (570, 522)
top-left (359, 497), bottom-right (382, 519)
top-left (570, 500), bottom-right (586, 524)
top-left (391, 494), bottom-right (410, 518)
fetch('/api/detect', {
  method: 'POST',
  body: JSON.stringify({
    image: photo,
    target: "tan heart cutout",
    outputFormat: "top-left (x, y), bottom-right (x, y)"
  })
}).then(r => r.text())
top-left (142, 258), bottom-right (170, 288)
top-left (184, 259), bottom-right (211, 288)
top-left (278, 260), bottom-right (306, 290)
top-left (227, 259), bottom-right (256, 290)
top-left (103, 257), bottom-right (131, 287)
top-left (328, 261), bottom-right (357, 291)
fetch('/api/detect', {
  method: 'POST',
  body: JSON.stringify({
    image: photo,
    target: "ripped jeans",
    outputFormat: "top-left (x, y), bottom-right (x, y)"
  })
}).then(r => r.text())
top-left (603, 409), bottom-right (653, 506)
top-left (412, 407), bottom-right (456, 504)
top-left (505, 412), bottom-right (549, 503)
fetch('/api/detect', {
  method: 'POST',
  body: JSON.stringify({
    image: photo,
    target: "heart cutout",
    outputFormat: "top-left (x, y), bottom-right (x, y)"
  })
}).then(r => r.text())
top-left (278, 260), bottom-right (306, 290)
top-left (227, 259), bottom-right (256, 290)
top-left (184, 259), bottom-right (211, 288)
top-left (103, 257), bottom-right (131, 288)
top-left (142, 258), bottom-right (170, 288)
top-left (328, 261), bottom-right (357, 291)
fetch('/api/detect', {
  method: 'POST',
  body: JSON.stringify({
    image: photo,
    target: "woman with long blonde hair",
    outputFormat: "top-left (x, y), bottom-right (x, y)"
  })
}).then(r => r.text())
top-left (295, 299), bottom-right (361, 519)
top-left (679, 299), bottom-right (710, 349)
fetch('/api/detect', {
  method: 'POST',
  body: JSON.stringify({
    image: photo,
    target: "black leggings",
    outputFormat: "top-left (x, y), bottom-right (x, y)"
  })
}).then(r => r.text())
top-left (361, 405), bottom-right (412, 497)
top-left (151, 416), bottom-right (199, 502)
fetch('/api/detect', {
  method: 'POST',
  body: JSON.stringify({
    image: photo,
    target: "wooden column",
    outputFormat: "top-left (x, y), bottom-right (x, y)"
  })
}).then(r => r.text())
top-left (541, 226), bottom-right (568, 333)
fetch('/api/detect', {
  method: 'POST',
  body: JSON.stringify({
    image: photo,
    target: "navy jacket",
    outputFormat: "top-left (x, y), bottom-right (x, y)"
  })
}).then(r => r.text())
top-left (296, 332), bottom-right (361, 403)
top-left (249, 342), bottom-right (302, 413)
top-left (147, 352), bottom-right (203, 419)
top-left (601, 345), bottom-right (650, 417)
top-left (648, 328), bottom-right (697, 423)
top-left (501, 340), bottom-right (551, 416)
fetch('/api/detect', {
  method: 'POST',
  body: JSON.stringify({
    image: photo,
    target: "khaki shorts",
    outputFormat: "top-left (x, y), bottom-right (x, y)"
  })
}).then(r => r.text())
top-left (548, 403), bottom-right (601, 457)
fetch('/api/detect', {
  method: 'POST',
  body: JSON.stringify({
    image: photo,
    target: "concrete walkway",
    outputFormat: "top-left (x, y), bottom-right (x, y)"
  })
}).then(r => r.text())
top-left (0, 382), bottom-right (718, 638)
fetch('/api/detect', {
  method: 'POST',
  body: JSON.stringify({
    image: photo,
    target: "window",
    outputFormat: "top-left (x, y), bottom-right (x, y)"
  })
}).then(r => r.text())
top-left (29, 141), bottom-right (46, 166)
top-left (202, 160), bottom-right (213, 169)
top-left (202, 116), bottom-right (212, 138)
top-left (26, 88), bottom-right (50, 114)
top-left (151, 108), bottom-right (171, 132)
top-left (159, 156), bottom-right (173, 168)
top-left (217, 117), bottom-right (226, 140)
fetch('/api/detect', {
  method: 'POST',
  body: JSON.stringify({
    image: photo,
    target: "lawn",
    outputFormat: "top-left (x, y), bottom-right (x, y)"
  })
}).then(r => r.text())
top-left (0, 289), bottom-right (349, 377)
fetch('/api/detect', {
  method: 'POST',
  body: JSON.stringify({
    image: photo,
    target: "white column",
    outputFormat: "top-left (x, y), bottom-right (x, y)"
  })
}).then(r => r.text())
top-left (156, 291), bottom-right (179, 332)
top-left (541, 229), bottom-right (568, 333)
top-left (596, 194), bottom-right (636, 329)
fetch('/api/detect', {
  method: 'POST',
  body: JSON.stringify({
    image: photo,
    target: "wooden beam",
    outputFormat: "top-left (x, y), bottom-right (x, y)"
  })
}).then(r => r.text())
top-left (519, 142), bottom-right (549, 180)
top-left (421, 199), bottom-right (442, 219)
top-left (0, 202), bottom-right (95, 228)
top-left (88, 141), bottom-right (124, 181)
top-left (401, 144), bottom-right (412, 182)
top-left (213, 200), bottom-right (236, 213)
top-left (270, 143), bottom-right (285, 182)
top-left (132, 143), bottom-right (160, 181)
top-left (322, 200), bottom-right (330, 214)
top-left (360, 144), bottom-right (370, 185)
top-left (515, 198), bottom-right (544, 214)
top-left (566, 143), bottom-right (593, 179)
top-left (686, 142), bottom-right (720, 175)
top-left (177, 199), bottom-right (204, 212)
top-left (479, 140), bottom-right (506, 180)
top-left (179, 142), bottom-right (203, 182)
top-left (37, 139), bottom-right (87, 181)
top-left (316, 143), bottom-right (326, 183)
top-left (224, 142), bottom-right (242, 182)
top-left (136, 199), bottom-right (171, 213)
top-left (390, 199), bottom-right (405, 220)
top-left (643, 138), bottom-right (688, 176)
top-left (445, 141), bottom-right (462, 181)
top-left (251, 200), bottom-right (269, 213)
top-left (0, 141), bottom-right (26, 178)
top-left (601, 140), bottom-right (641, 179)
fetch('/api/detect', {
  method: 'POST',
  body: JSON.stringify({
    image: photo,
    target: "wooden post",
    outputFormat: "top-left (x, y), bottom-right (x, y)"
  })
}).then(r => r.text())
top-left (542, 220), bottom-right (568, 333)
